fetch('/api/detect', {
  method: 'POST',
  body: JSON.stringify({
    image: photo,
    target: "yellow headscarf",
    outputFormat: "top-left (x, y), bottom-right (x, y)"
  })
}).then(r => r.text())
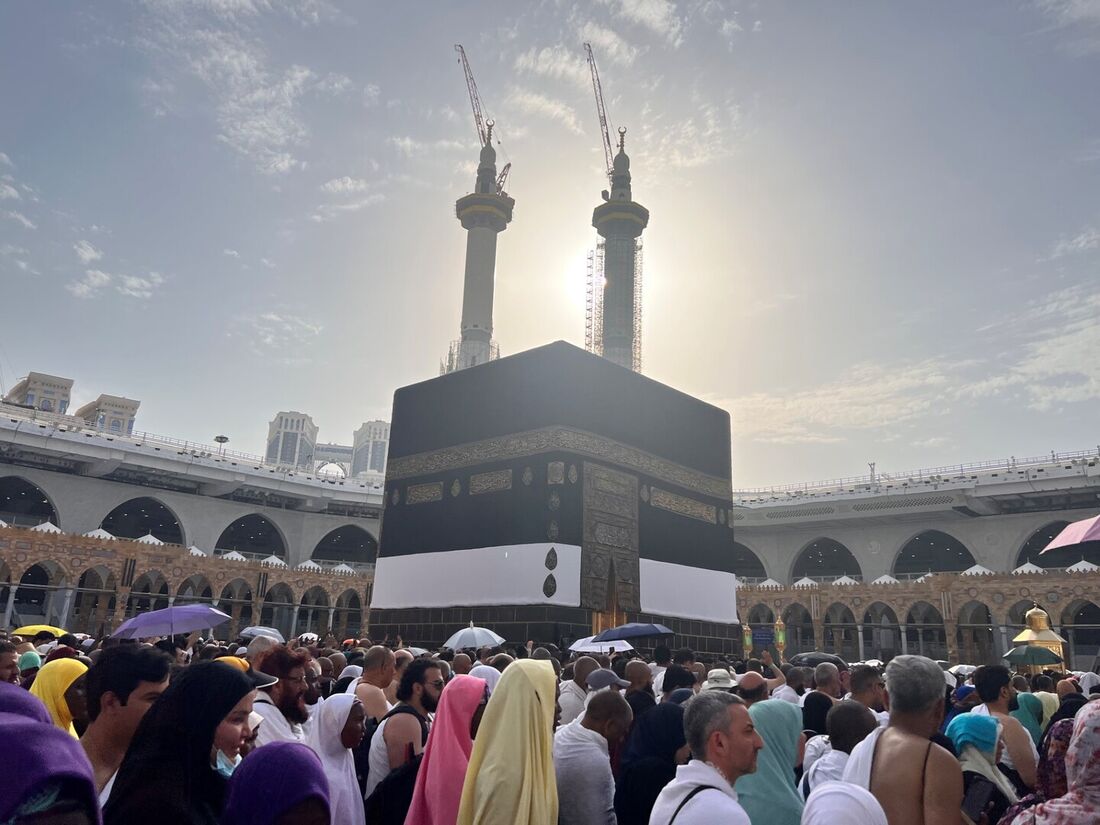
top-left (29, 657), bottom-right (87, 736)
top-left (456, 659), bottom-right (558, 825)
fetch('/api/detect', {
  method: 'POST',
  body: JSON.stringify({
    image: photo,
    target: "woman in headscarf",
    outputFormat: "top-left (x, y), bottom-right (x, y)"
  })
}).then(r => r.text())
top-left (613, 702), bottom-right (689, 825)
top-left (802, 690), bottom-right (833, 737)
top-left (802, 781), bottom-right (887, 825)
top-left (30, 656), bottom-right (88, 736)
top-left (945, 712), bottom-right (1017, 824)
top-left (305, 693), bottom-right (366, 825)
top-left (1005, 700), bottom-right (1100, 825)
top-left (1012, 692), bottom-right (1045, 748)
top-left (406, 673), bottom-right (488, 825)
top-left (222, 741), bottom-right (330, 825)
top-left (735, 699), bottom-right (805, 825)
top-left (943, 684), bottom-right (981, 730)
top-left (0, 712), bottom-right (101, 825)
top-left (337, 664), bottom-right (363, 694)
top-left (467, 664), bottom-right (501, 695)
top-left (18, 648), bottom-right (42, 688)
top-left (456, 659), bottom-right (557, 825)
top-left (103, 660), bottom-right (256, 825)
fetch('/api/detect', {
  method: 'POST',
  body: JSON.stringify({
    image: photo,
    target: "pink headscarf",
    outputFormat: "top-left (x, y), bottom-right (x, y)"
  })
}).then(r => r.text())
top-left (405, 674), bottom-right (487, 825)
top-left (1013, 700), bottom-right (1100, 825)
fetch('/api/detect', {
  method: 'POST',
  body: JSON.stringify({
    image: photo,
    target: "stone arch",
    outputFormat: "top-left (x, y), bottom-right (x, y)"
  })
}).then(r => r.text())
top-left (216, 514), bottom-right (288, 560)
top-left (218, 578), bottom-right (254, 639)
top-left (312, 525), bottom-right (378, 566)
top-left (823, 602), bottom-right (859, 663)
top-left (893, 530), bottom-right (976, 578)
top-left (863, 602), bottom-right (901, 661)
top-left (782, 603), bottom-right (816, 655)
top-left (1061, 599), bottom-right (1100, 671)
top-left (176, 574), bottom-right (214, 604)
top-left (732, 542), bottom-right (767, 582)
top-left (13, 560), bottom-right (69, 628)
top-left (260, 582), bottom-right (296, 638)
top-left (100, 496), bottom-right (185, 545)
top-left (126, 570), bottom-right (170, 618)
top-left (72, 565), bottom-right (118, 635)
top-left (905, 600), bottom-right (948, 661)
top-left (0, 475), bottom-right (60, 528)
top-left (296, 585), bottom-right (330, 635)
top-left (1017, 521), bottom-right (1100, 569)
top-left (956, 600), bottom-right (996, 665)
top-left (746, 603), bottom-right (775, 626)
top-left (791, 537), bottom-right (863, 583)
top-left (334, 589), bottom-right (363, 639)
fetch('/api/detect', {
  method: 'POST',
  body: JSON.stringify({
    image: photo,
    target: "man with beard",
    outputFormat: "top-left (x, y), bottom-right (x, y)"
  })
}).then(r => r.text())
top-left (252, 645), bottom-right (311, 746)
top-left (363, 658), bottom-right (444, 799)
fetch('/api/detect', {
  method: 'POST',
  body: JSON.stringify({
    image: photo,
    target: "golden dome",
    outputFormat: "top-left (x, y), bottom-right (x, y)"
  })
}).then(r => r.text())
top-left (1025, 604), bottom-right (1051, 632)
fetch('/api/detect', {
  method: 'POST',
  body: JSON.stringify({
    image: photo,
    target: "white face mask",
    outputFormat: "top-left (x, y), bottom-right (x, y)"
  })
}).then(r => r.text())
top-left (213, 749), bottom-right (242, 779)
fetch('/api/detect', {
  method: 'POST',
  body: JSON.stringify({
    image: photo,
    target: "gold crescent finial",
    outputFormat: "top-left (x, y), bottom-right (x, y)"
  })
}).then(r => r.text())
top-left (617, 126), bottom-right (626, 151)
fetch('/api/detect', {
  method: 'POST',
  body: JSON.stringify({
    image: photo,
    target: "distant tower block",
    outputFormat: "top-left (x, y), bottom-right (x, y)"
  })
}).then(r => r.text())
top-left (444, 125), bottom-right (515, 373)
top-left (592, 131), bottom-right (648, 372)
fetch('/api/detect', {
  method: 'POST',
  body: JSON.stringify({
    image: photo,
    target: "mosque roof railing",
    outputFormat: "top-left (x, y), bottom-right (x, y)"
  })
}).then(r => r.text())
top-left (733, 447), bottom-right (1099, 506)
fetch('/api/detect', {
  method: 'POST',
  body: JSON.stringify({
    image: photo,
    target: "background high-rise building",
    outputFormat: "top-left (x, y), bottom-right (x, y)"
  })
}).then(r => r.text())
top-left (352, 420), bottom-right (390, 477)
top-left (265, 411), bottom-right (318, 470)
top-left (3, 372), bottom-right (74, 414)
top-left (74, 394), bottom-right (140, 435)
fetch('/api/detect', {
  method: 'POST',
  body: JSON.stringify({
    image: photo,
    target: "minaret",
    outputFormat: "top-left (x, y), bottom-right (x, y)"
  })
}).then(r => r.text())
top-left (592, 129), bottom-right (648, 371)
top-left (444, 124), bottom-right (515, 373)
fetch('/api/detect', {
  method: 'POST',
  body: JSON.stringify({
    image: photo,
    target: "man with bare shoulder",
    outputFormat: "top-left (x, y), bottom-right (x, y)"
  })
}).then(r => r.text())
top-left (383, 648), bottom-right (415, 705)
top-left (355, 645), bottom-right (396, 721)
top-left (969, 664), bottom-right (1037, 792)
top-left (843, 654), bottom-right (963, 825)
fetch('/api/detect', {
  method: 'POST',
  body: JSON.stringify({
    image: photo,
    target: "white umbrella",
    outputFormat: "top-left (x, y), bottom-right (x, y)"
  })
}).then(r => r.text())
top-left (569, 635), bottom-right (635, 654)
top-left (949, 664), bottom-right (977, 676)
top-left (240, 626), bottom-right (285, 643)
top-left (443, 622), bottom-right (505, 650)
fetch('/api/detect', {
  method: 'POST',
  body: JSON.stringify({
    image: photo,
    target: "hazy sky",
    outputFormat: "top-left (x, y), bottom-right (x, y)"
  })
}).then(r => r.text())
top-left (2, 1), bottom-right (1098, 488)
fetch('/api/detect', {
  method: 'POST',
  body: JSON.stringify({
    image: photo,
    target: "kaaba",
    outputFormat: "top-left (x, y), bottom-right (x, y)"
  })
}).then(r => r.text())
top-left (369, 341), bottom-right (740, 656)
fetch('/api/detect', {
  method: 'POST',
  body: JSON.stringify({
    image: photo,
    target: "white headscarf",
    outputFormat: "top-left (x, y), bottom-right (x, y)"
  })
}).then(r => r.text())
top-left (339, 665), bottom-right (363, 694)
top-left (305, 693), bottom-right (366, 825)
top-left (1078, 671), bottom-right (1100, 695)
top-left (802, 781), bottom-right (888, 825)
top-left (468, 665), bottom-right (502, 695)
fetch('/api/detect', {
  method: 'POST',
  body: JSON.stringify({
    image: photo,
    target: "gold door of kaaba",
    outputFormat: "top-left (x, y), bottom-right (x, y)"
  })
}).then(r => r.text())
top-left (583, 461), bottom-right (640, 634)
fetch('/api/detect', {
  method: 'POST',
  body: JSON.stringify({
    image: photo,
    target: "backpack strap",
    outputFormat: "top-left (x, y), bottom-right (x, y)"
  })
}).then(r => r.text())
top-left (379, 704), bottom-right (429, 746)
top-left (668, 785), bottom-right (721, 824)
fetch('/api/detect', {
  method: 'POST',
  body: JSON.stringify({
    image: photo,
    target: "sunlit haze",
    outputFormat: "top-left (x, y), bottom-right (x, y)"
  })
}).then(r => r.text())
top-left (2, 1), bottom-right (1098, 487)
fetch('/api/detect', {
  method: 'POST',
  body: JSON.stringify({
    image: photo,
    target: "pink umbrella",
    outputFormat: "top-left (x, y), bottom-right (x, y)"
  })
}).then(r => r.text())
top-left (1041, 514), bottom-right (1100, 553)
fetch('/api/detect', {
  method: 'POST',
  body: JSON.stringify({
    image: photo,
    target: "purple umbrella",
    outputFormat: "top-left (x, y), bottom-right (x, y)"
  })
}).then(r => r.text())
top-left (1041, 514), bottom-right (1100, 553)
top-left (112, 603), bottom-right (231, 639)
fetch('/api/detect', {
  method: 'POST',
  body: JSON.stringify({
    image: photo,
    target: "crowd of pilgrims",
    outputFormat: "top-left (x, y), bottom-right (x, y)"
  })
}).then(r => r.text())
top-left (2, 630), bottom-right (1100, 825)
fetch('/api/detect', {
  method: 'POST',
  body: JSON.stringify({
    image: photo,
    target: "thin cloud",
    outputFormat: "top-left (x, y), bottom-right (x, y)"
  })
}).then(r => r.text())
top-left (320, 176), bottom-right (370, 193)
top-left (310, 193), bottom-right (385, 223)
top-left (4, 211), bottom-right (36, 229)
top-left (0, 151), bottom-right (12, 167)
top-left (74, 239), bottom-right (103, 264)
top-left (0, 182), bottom-right (20, 200)
top-left (514, 45), bottom-right (590, 91)
top-left (388, 136), bottom-right (470, 158)
top-left (578, 21), bottom-right (639, 66)
top-left (223, 248), bottom-right (240, 257)
top-left (67, 269), bottom-right (113, 298)
top-left (505, 88), bottom-right (583, 135)
top-left (598, 0), bottom-right (684, 47)
top-left (237, 310), bottom-right (324, 363)
top-left (1050, 226), bottom-right (1100, 258)
top-left (116, 272), bottom-right (166, 299)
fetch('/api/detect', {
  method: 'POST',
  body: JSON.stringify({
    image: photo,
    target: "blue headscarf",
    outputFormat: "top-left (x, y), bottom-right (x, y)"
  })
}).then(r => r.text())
top-left (735, 700), bottom-right (804, 825)
top-left (945, 712), bottom-right (999, 755)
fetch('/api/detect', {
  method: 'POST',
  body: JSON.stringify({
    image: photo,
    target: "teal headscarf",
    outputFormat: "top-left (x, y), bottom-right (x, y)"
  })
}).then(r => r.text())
top-left (945, 712), bottom-right (999, 754)
top-left (735, 699), bottom-right (804, 825)
top-left (1010, 692), bottom-right (1044, 748)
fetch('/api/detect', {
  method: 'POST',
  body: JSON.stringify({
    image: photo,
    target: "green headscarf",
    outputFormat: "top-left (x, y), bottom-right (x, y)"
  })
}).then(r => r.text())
top-left (735, 699), bottom-right (804, 825)
top-left (1011, 692), bottom-right (1044, 748)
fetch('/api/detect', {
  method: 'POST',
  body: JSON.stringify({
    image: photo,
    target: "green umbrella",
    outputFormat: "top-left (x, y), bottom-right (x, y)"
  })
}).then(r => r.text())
top-left (1002, 645), bottom-right (1063, 665)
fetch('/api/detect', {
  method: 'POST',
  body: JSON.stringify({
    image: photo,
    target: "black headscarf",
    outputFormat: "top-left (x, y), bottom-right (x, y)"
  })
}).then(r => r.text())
top-left (615, 703), bottom-right (687, 825)
top-left (104, 661), bottom-right (254, 825)
top-left (802, 691), bottom-right (833, 736)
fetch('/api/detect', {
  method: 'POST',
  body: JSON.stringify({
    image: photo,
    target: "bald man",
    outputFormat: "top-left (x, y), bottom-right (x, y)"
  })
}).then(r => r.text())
top-left (737, 671), bottom-right (769, 707)
top-left (560, 656), bottom-right (599, 726)
top-left (355, 645), bottom-right (396, 721)
top-left (452, 653), bottom-right (472, 675)
top-left (624, 659), bottom-right (657, 720)
top-left (554, 691), bottom-right (633, 825)
top-left (384, 648), bottom-right (415, 705)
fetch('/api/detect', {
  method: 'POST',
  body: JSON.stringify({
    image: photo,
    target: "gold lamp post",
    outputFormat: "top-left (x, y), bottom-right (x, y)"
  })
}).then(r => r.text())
top-left (1012, 604), bottom-right (1067, 673)
top-left (742, 623), bottom-right (753, 656)
top-left (774, 616), bottom-right (787, 662)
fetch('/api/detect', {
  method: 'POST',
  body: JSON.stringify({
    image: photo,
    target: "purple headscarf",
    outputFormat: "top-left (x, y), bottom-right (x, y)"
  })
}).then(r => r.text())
top-left (222, 742), bottom-right (330, 825)
top-left (0, 680), bottom-right (53, 725)
top-left (0, 712), bottom-right (100, 824)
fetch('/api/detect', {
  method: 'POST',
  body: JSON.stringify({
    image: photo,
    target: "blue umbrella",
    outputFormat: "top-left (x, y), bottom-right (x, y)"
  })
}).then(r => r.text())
top-left (112, 603), bottom-right (231, 639)
top-left (591, 622), bottom-right (674, 643)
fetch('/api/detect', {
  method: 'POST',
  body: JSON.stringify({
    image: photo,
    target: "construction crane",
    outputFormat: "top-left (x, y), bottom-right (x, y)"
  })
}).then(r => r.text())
top-left (495, 162), bottom-right (511, 196)
top-left (584, 42), bottom-right (615, 186)
top-left (455, 44), bottom-right (489, 147)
